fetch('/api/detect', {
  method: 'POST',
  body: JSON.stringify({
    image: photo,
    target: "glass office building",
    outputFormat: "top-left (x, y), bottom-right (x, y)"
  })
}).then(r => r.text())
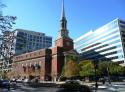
top-left (74, 18), bottom-right (125, 65)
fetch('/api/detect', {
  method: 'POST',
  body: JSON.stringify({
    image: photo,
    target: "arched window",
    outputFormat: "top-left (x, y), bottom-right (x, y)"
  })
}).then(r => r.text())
top-left (31, 64), bottom-right (35, 71)
top-left (35, 64), bottom-right (41, 70)
top-left (22, 66), bottom-right (26, 72)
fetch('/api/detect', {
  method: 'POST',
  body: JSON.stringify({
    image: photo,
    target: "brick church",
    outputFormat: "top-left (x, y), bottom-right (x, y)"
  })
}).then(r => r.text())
top-left (12, 0), bottom-right (78, 81)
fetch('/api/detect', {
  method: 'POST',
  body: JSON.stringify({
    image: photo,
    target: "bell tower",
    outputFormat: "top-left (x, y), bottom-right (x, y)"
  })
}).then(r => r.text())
top-left (55, 0), bottom-right (73, 51)
top-left (52, 0), bottom-right (75, 82)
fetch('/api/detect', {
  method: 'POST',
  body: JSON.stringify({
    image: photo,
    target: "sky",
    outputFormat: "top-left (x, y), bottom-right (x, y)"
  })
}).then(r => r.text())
top-left (2, 0), bottom-right (125, 43)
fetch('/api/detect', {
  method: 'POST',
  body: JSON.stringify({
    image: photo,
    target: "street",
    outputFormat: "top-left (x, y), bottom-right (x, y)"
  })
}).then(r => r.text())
top-left (0, 82), bottom-right (125, 92)
top-left (92, 82), bottom-right (125, 92)
top-left (1, 85), bottom-right (65, 92)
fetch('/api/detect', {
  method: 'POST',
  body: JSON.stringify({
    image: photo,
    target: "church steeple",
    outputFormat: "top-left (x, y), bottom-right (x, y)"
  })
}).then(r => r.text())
top-left (58, 0), bottom-right (69, 39)
top-left (55, 0), bottom-right (73, 51)
top-left (61, 0), bottom-right (65, 20)
top-left (60, 0), bottom-right (67, 29)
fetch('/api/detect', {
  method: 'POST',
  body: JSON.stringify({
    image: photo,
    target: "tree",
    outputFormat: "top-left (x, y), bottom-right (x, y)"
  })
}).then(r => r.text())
top-left (66, 55), bottom-right (78, 62)
top-left (0, 16), bottom-right (16, 32)
top-left (98, 61), bottom-right (125, 76)
top-left (64, 60), bottom-right (79, 78)
top-left (0, 2), bottom-right (16, 73)
top-left (98, 61), bottom-right (108, 76)
top-left (79, 60), bottom-right (95, 77)
top-left (0, 0), bottom-right (6, 16)
top-left (109, 62), bottom-right (125, 76)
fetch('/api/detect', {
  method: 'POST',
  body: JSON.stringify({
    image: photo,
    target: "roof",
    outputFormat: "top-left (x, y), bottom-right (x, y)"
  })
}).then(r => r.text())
top-left (63, 49), bottom-right (79, 56)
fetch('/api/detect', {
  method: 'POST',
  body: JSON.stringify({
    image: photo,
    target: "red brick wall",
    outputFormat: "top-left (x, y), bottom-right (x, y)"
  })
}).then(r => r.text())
top-left (51, 47), bottom-right (64, 80)
top-left (55, 38), bottom-right (74, 51)
top-left (13, 49), bottom-right (47, 62)
top-left (12, 49), bottom-right (52, 81)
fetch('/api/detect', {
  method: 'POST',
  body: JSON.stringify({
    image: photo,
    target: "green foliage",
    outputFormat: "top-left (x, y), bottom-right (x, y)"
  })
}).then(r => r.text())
top-left (79, 60), bottom-right (125, 77)
top-left (61, 56), bottom-right (125, 79)
top-left (98, 61), bottom-right (125, 76)
top-left (64, 60), bottom-right (79, 78)
top-left (109, 62), bottom-right (125, 75)
top-left (66, 55), bottom-right (78, 62)
top-left (79, 60), bottom-right (95, 77)
top-left (61, 55), bottom-right (79, 78)
top-left (98, 61), bottom-right (108, 76)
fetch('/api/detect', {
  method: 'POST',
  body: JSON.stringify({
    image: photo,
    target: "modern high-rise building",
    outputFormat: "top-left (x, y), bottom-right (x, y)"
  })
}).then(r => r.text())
top-left (13, 29), bottom-right (52, 55)
top-left (0, 29), bottom-right (52, 72)
top-left (74, 18), bottom-right (125, 65)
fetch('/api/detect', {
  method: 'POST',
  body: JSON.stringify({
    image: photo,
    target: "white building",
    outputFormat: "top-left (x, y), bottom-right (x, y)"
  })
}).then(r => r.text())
top-left (74, 18), bottom-right (125, 65)
top-left (13, 29), bottom-right (52, 55)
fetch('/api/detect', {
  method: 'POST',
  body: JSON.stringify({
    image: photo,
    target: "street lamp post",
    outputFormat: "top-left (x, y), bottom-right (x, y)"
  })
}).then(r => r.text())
top-left (94, 60), bottom-right (98, 90)
top-left (107, 64), bottom-right (111, 85)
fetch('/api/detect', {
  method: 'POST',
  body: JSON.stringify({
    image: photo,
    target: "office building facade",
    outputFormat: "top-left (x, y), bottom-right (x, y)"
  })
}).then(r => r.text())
top-left (74, 18), bottom-right (125, 64)
top-left (0, 29), bottom-right (52, 72)
top-left (13, 29), bottom-right (52, 55)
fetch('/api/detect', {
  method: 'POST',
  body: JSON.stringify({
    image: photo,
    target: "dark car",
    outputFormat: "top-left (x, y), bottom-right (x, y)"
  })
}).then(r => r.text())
top-left (0, 79), bottom-right (10, 89)
top-left (60, 80), bottom-right (91, 92)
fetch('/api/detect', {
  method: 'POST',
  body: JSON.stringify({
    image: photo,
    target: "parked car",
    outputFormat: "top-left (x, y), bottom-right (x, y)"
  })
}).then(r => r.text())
top-left (23, 78), bottom-right (30, 83)
top-left (23, 79), bottom-right (30, 86)
top-left (11, 78), bottom-right (16, 82)
top-left (60, 80), bottom-right (91, 92)
top-left (0, 79), bottom-right (10, 89)
top-left (10, 79), bottom-right (17, 88)
top-left (16, 79), bottom-right (23, 83)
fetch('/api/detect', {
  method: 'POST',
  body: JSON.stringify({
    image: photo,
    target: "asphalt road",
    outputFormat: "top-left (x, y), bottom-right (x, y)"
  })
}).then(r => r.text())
top-left (1, 86), bottom-right (58, 92)
top-left (1, 83), bottom-right (80, 92)
top-left (93, 83), bottom-right (125, 92)
top-left (0, 83), bottom-right (125, 92)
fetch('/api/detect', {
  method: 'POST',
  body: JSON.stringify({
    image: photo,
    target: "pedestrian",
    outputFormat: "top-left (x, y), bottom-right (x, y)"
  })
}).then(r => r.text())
top-left (102, 78), bottom-right (105, 85)
top-left (7, 81), bottom-right (10, 91)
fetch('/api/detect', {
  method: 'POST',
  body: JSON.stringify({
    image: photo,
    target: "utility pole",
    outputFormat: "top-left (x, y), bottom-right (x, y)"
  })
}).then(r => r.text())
top-left (107, 62), bottom-right (111, 85)
top-left (93, 59), bottom-right (98, 91)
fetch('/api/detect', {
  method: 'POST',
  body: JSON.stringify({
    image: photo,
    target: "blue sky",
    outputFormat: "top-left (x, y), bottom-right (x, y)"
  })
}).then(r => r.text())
top-left (2, 0), bottom-right (125, 42)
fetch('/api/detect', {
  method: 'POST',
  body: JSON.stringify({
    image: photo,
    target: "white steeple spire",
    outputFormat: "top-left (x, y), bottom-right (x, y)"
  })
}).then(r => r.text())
top-left (57, 0), bottom-right (69, 39)
top-left (61, 0), bottom-right (65, 19)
